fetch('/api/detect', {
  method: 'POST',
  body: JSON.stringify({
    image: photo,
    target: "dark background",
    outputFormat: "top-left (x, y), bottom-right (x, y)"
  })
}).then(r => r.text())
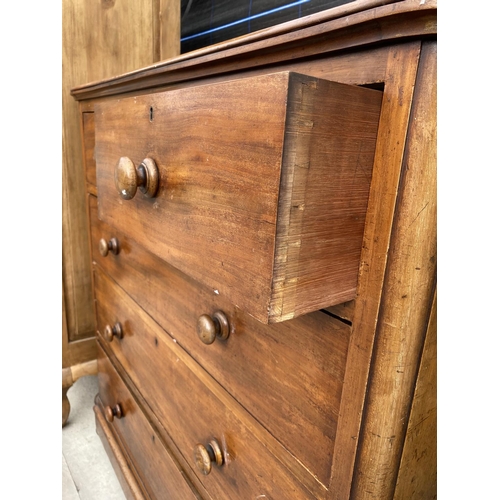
top-left (180, 0), bottom-right (355, 53)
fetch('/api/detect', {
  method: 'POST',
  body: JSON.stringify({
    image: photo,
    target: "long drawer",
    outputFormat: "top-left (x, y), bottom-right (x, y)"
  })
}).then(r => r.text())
top-left (90, 194), bottom-right (351, 488)
top-left (97, 342), bottom-right (202, 500)
top-left (94, 71), bottom-right (382, 323)
top-left (94, 267), bottom-right (322, 499)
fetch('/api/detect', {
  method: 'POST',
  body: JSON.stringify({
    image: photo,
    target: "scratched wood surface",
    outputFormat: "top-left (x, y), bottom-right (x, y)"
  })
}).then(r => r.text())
top-left (350, 40), bottom-right (437, 500)
top-left (94, 405), bottom-right (149, 500)
top-left (71, 0), bottom-right (436, 100)
top-left (97, 343), bottom-right (202, 500)
top-left (326, 41), bottom-right (423, 500)
top-left (63, 0), bottom-right (160, 345)
top-left (73, 1), bottom-right (436, 497)
top-left (95, 269), bottom-right (320, 500)
top-left (94, 72), bottom-right (381, 323)
top-left (90, 194), bottom-right (350, 487)
top-left (62, 0), bottom-right (180, 365)
top-left (394, 290), bottom-right (437, 500)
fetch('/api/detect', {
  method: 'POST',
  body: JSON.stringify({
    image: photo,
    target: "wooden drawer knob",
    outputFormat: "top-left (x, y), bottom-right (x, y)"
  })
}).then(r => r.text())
top-left (194, 439), bottom-right (224, 475)
top-left (99, 237), bottom-right (119, 257)
top-left (196, 311), bottom-right (229, 345)
top-left (103, 322), bottom-right (123, 342)
top-left (115, 156), bottom-right (159, 200)
top-left (105, 403), bottom-right (123, 423)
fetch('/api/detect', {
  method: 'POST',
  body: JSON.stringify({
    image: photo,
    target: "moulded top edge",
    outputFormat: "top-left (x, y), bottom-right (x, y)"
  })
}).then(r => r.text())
top-left (70, 0), bottom-right (436, 101)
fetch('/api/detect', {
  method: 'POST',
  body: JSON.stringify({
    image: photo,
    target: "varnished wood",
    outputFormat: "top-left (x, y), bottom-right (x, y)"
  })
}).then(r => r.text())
top-left (394, 290), bottom-right (437, 500)
top-left (62, 337), bottom-right (96, 370)
top-left (62, 0), bottom-right (95, 346)
top-left (115, 157), bottom-right (159, 200)
top-left (64, 0), bottom-right (173, 345)
top-left (74, 2), bottom-right (436, 497)
top-left (327, 41), bottom-right (423, 500)
top-left (95, 71), bottom-right (382, 323)
top-left (97, 344), bottom-right (203, 500)
top-left (158, 0), bottom-right (180, 60)
top-left (62, 359), bottom-right (97, 427)
top-left (62, 0), bottom-right (180, 426)
top-left (350, 40), bottom-right (437, 500)
top-left (90, 195), bottom-right (350, 489)
top-left (99, 342), bottom-right (213, 500)
top-left (95, 402), bottom-right (150, 500)
top-left (71, 0), bottom-right (436, 101)
top-left (196, 311), bottom-right (229, 345)
top-left (95, 269), bottom-right (320, 499)
top-left (82, 112), bottom-right (97, 187)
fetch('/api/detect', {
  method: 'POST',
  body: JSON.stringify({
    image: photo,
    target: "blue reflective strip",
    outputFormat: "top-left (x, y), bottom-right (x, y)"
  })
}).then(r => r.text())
top-left (181, 0), bottom-right (311, 42)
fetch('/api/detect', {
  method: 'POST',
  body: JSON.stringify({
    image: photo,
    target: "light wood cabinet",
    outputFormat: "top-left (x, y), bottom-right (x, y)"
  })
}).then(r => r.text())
top-left (62, 0), bottom-right (180, 426)
top-left (72, 1), bottom-right (436, 497)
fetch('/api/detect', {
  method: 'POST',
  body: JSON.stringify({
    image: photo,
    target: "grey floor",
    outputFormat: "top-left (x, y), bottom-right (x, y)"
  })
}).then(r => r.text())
top-left (62, 375), bottom-right (127, 500)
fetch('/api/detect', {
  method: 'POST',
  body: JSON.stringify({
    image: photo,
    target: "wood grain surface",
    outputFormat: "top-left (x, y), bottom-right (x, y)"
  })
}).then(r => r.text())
top-left (63, 0), bottom-right (165, 344)
top-left (394, 290), bottom-right (437, 500)
top-left (328, 41), bottom-right (424, 500)
top-left (90, 193), bottom-right (350, 487)
top-left (94, 268), bottom-right (321, 499)
top-left (95, 71), bottom-right (381, 323)
top-left (97, 343), bottom-right (203, 500)
top-left (74, 2), bottom-right (437, 498)
top-left (95, 403), bottom-right (150, 500)
top-left (350, 40), bottom-right (437, 500)
top-left (62, 0), bottom-right (180, 373)
top-left (71, 0), bottom-right (436, 100)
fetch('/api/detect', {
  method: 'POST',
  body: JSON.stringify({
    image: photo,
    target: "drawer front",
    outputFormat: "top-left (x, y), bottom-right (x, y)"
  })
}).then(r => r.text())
top-left (94, 268), bottom-right (322, 499)
top-left (94, 71), bottom-right (382, 323)
top-left (91, 194), bottom-right (351, 487)
top-left (97, 343), bottom-right (202, 500)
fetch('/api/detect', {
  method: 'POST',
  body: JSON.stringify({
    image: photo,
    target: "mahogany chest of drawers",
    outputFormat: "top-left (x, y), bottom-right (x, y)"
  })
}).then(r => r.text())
top-left (72, 1), bottom-right (436, 498)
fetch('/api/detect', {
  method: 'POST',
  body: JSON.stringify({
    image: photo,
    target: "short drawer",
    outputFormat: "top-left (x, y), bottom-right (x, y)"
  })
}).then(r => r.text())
top-left (91, 195), bottom-right (351, 487)
top-left (97, 343), bottom-right (202, 500)
top-left (94, 267), bottom-right (323, 499)
top-left (94, 71), bottom-right (382, 323)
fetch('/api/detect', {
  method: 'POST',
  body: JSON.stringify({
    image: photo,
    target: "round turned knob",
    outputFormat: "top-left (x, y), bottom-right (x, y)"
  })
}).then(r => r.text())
top-left (115, 156), bottom-right (159, 200)
top-left (196, 311), bottom-right (230, 345)
top-left (105, 403), bottom-right (123, 423)
top-left (194, 439), bottom-right (224, 475)
top-left (98, 237), bottom-right (119, 257)
top-left (103, 322), bottom-right (123, 342)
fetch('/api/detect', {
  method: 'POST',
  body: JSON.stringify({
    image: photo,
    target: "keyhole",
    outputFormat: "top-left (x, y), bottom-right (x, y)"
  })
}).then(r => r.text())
top-left (149, 106), bottom-right (154, 121)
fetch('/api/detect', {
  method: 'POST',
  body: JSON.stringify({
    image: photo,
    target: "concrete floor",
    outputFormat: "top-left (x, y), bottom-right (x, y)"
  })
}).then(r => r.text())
top-left (62, 375), bottom-right (126, 500)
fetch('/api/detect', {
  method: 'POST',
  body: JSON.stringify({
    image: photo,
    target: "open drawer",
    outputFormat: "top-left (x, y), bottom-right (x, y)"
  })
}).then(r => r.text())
top-left (95, 71), bottom-right (382, 323)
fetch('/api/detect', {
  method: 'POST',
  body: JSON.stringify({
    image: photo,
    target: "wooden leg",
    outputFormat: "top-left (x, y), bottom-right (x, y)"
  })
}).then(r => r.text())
top-left (62, 360), bottom-right (98, 427)
top-left (62, 367), bottom-right (74, 427)
top-left (62, 385), bottom-right (72, 427)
